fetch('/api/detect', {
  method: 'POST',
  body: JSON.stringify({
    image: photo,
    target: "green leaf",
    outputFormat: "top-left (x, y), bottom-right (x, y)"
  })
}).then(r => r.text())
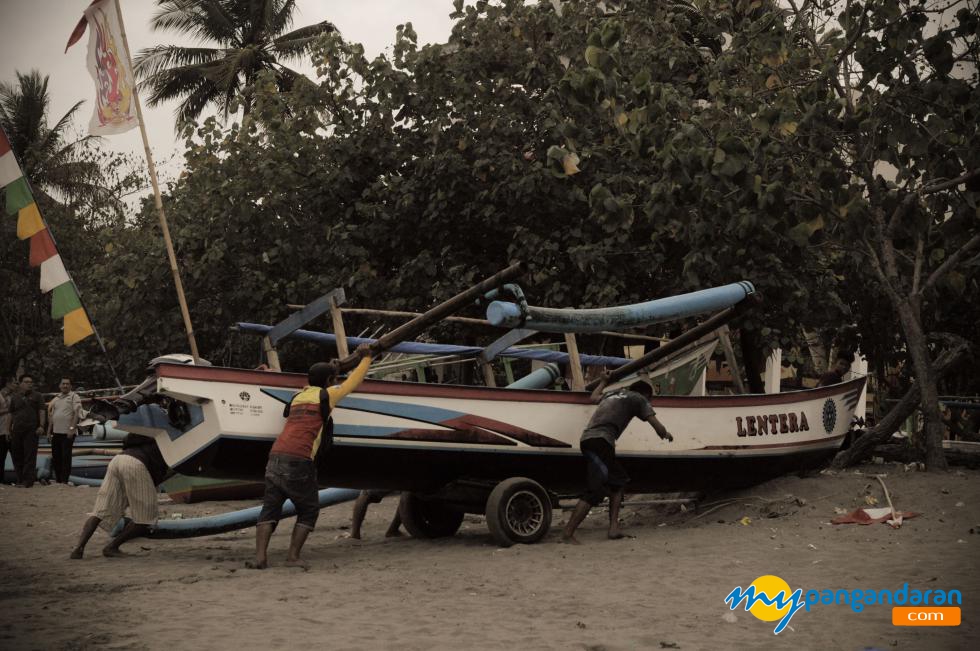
top-left (788, 215), bottom-right (825, 247)
top-left (717, 155), bottom-right (745, 177)
top-left (600, 22), bottom-right (623, 48)
top-left (584, 46), bottom-right (603, 68)
top-left (547, 145), bottom-right (568, 162)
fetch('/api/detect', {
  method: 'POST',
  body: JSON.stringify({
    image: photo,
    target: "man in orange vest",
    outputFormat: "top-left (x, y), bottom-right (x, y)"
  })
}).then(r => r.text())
top-left (247, 343), bottom-right (375, 569)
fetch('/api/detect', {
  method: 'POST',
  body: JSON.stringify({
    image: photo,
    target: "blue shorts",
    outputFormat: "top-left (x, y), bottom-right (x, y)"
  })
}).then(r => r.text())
top-left (257, 454), bottom-right (320, 530)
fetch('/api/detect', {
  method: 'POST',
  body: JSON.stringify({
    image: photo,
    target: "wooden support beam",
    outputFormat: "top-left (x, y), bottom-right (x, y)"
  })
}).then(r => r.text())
top-left (480, 361), bottom-right (497, 387)
top-left (262, 336), bottom-right (281, 371)
top-left (716, 325), bottom-right (745, 394)
top-left (330, 296), bottom-right (349, 359)
top-left (565, 332), bottom-right (586, 391)
top-left (271, 288), bottom-right (346, 347)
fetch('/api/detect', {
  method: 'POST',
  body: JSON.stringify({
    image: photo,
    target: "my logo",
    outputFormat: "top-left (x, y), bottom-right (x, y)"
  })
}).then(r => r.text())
top-left (724, 575), bottom-right (805, 634)
top-left (239, 391), bottom-right (251, 402)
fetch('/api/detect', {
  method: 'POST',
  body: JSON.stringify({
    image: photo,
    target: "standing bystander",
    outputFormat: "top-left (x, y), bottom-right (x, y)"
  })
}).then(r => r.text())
top-left (8, 374), bottom-right (46, 487)
top-left (48, 378), bottom-right (84, 483)
top-left (0, 376), bottom-right (17, 482)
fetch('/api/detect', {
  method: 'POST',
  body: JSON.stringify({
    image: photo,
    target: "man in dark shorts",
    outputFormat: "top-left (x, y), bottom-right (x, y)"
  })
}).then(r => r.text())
top-left (350, 490), bottom-right (403, 539)
top-left (8, 374), bottom-right (46, 487)
top-left (248, 343), bottom-right (374, 569)
top-left (561, 381), bottom-right (673, 544)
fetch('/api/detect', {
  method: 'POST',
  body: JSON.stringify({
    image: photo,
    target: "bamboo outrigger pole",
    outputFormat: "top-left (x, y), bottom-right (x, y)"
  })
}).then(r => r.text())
top-left (112, 0), bottom-right (200, 362)
top-left (334, 262), bottom-right (526, 372)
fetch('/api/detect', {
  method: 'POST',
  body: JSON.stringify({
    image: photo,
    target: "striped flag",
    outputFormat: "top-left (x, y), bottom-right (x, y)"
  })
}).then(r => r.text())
top-left (1, 127), bottom-right (94, 345)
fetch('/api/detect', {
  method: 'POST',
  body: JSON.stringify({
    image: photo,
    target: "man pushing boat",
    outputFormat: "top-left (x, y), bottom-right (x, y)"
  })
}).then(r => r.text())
top-left (561, 381), bottom-right (673, 544)
top-left (247, 343), bottom-right (376, 569)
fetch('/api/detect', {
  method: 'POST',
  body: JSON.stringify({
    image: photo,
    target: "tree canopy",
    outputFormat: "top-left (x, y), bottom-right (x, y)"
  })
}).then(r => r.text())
top-left (5, 0), bottom-right (977, 464)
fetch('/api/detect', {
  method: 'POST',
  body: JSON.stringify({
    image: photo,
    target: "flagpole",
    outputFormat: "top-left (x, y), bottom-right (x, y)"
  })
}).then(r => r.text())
top-left (111, 0), bottom-right (201, 363)
top-left (0, 125), bottom-right (124, 391)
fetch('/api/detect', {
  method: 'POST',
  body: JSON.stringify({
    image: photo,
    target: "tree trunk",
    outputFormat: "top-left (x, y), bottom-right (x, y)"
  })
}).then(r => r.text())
top-left (831, 341), bottom-right (968, 468)
top-left (895, 300), bottom-right (948, 470)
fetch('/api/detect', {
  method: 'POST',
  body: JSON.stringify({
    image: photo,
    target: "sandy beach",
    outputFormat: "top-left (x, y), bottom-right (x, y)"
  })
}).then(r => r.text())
top-left (1, 463), bottom-right (977, 651)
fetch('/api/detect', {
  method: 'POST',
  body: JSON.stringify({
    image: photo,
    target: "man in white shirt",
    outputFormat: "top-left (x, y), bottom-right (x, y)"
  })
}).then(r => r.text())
top-left (47, 377), bottom-right (84, 484)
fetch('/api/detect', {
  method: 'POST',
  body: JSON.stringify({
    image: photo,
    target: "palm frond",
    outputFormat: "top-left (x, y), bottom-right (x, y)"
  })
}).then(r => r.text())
top-left (134, 45), bottom-right (224, 79)
top-left (272, 21), bottom-right (335, 59)
top-left (151, 0), bottom-right (236, 42)
top-left (177, 82), bottom-right (223, 125)
top-left (270, 0), bottom-right (297, 35)
top-left (33, 100), bottom-right (85, 162)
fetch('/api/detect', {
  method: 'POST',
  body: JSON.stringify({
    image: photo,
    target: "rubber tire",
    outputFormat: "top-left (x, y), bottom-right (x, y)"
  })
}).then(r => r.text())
top-left (485, 477), bottom-right (552, 547)
top-left (397, 492), bottom-right (465, 538)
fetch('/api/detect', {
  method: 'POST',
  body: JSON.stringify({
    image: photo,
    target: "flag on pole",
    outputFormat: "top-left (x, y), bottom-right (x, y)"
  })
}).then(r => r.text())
top-left (66, 0), bottom-right (139, 135)
top-left (1, 128), bottom-right (94, 345)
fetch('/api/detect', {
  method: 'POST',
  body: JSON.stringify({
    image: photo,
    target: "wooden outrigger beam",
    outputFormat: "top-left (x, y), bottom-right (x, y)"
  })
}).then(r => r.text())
top-left (334, 262), bottom-right (526, 371)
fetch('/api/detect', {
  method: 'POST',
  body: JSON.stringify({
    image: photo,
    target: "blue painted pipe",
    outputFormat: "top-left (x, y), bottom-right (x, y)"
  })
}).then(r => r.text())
top-left (486, 281), bottom-right (755, 333)
top-left (69, 475), bottom-right (103, 487)
top-left (237, 323), bottom-right (631, 368)
top-left (110, 488), bottom-right (360, 539)
top-left (506, 363), bottom-right (562, 389)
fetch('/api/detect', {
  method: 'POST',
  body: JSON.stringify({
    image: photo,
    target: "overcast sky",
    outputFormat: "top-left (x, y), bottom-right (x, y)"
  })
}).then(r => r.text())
top-left (0, 0), bottom-right (458, 185)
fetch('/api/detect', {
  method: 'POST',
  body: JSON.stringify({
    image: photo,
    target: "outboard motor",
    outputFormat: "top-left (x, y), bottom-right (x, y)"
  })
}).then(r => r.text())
top-left (88, 354), bottom-right (211, 420)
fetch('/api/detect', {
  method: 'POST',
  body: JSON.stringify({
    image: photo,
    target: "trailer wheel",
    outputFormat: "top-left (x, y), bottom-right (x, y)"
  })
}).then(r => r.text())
top-left (397, 492), bottom-right (464, 538)
top-left (485, 477), bottom-right (552, 547)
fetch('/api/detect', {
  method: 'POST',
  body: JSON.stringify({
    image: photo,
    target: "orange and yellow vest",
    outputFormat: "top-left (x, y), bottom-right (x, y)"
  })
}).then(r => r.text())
top-left (269, 355), bottom-right (373, 460)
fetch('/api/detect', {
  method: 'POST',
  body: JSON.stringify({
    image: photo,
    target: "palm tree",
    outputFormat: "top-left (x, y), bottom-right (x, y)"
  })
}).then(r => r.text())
top-left (0, 70), bottom-right (96, 200)
top-left (134, 0), bottom-right (335, 125)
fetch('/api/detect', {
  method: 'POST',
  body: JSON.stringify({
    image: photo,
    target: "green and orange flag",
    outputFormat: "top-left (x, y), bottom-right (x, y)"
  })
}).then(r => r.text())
top-left (1, 127), bottom-right (94, 345)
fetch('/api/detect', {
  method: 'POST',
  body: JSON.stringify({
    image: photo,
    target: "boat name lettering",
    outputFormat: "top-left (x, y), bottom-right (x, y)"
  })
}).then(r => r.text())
top-left (735, 412), bottom-right (809, 437)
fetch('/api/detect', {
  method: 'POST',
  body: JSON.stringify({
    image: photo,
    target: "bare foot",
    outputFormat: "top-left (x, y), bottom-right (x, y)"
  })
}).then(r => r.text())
top-left (69, 549), bottom-right (83, 560)
top-left (384, 530), bottom-right (403, 538)
top-left (559, 533), bottom-right (582, 545)
top-left (284, 559), bottom-right (309, 571)
top-left (607, 531), bottom-right (635, 540)
top-left (102, 547), bottom-right (128, 558)
top-left (244, 560), bottom-right (268, 570)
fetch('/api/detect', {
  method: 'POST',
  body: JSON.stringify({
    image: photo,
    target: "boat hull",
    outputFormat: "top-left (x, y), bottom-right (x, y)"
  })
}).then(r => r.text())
top-left (117, 364), bottom-right (865, 495)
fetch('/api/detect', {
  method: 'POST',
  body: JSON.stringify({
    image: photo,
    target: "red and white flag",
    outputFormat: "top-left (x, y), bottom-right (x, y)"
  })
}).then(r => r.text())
top-left (66, 0), bottom-right (139, 135)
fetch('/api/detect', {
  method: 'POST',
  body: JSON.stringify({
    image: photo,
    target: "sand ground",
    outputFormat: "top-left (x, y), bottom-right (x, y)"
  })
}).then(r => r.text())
top-left (0, 463), bottom-right (978, 651)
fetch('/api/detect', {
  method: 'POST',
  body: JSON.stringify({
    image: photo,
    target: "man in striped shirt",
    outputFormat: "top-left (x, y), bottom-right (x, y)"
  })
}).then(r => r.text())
top-left (248, 343), bottom-right (375, 569)
top-left (70, 433), bottom-right (169, 559)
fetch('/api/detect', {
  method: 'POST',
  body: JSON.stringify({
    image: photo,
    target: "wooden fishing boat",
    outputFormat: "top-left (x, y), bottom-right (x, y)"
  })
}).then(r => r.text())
top-left (107, 268), bottom-right (864, 544)
top-left (114, 361), bottom-right (864, 544)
